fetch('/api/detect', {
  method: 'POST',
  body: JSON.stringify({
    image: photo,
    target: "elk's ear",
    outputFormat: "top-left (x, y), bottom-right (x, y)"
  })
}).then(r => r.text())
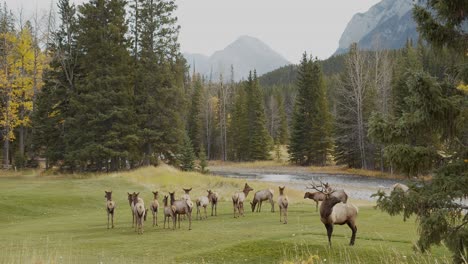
top-left (189, 188), bottom-right (192, 191)
top-left (136, 192), bottom-right (140, 196)
top-left (127, 192), bottom-right (131, 195)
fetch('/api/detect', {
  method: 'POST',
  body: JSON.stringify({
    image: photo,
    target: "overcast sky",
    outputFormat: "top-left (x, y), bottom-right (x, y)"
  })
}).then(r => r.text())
top-left (5, 0), bottom-right (381, 63)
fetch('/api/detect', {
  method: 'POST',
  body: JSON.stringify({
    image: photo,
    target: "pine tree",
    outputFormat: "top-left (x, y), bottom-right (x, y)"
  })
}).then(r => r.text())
top-left (276, 94), bottom-right (289, 144)
top-left (289, 53), bottom-right (331, 166)
top-left (334, 45), bottom-right (376, 169)
top-left (245, 71), bottom-right (270, 160)
top-left (198, 145), bottom-right (208, 173)
top-left (229, 80), bottom-right (248, 161)
top-left (187, 75), bottom-right (203, 155)
top-left (179, 133), bottom-right (195, 171)
top-left (32, 0), bottom-right (78, 168)
top-left (65, 0), bottom-right (137, 171)
top-left (371, 3), bottom-right (468, 262)
top-left (134, 0), bottom-right (185, 166)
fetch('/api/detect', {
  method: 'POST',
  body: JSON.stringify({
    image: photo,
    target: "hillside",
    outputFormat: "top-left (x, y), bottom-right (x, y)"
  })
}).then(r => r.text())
top-left (184, 35), bottom-right (290, 81)
top-left (335, 0), bottom-right (417, 54)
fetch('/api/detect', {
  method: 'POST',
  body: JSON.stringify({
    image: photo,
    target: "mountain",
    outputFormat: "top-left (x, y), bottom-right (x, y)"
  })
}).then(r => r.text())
top-left (335, 0), bottom-right (417, 55)
top-left (184, 35), bottom-right (290, 81)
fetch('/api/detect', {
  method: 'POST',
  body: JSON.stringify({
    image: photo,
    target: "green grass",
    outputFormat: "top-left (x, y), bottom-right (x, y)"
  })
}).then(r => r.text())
top-left (0, 166), bottom-right (450, 263)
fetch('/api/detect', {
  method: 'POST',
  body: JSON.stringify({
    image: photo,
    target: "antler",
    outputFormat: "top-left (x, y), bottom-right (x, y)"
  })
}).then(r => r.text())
top-left (305, 180), bottom-right (334, 195)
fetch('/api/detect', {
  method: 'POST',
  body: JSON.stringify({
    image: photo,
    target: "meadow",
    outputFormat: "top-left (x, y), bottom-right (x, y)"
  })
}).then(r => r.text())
top-left (0, 166), bottom-right (451, 264)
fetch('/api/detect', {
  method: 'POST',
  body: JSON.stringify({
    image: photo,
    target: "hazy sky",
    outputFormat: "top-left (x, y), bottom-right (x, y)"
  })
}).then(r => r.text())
top-left (6, 0), bottom-right (381, 63)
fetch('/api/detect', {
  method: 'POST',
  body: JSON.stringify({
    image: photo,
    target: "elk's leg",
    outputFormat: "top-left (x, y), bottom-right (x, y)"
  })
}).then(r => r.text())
top-left (172, 215), bottom-right (176, 230)
top-left (155, 210), bottom-right (158, 226)
top-left (279, 207), bottom-right (282, 222)
top-left (188, 212), bottom-right (192, 230)
top-left (204, 206), bottom-right (207, 219)
top-left (111, 212), bottom-right (114, 228)
top-left (284, 208), bottom-right (288, 224)
top-left (325, 224), bottom-right (333, 247)
top-left (215, 203), bottom-right (217, 216)
top-left (271, 198), bottom-right (275, 212)
top-left (152, 210), bottom-right (155, 227)
top-left (347, 222), bottom-right (357, 246)
top-left (211, 203), bottom-right (214, 216)
top-left (178, 214), bottom-right (181, 229)
top-left (107, 212), bottom-right (110, 229)
top-left (233, 201), bottom-right (237, 218)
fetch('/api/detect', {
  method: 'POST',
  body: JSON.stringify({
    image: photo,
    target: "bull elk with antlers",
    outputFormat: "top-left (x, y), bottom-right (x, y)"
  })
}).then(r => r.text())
top-left (307, 181), bottom-right (358, 246)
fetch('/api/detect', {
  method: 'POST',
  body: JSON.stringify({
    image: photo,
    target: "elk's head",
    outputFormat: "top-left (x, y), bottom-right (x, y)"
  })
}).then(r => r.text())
top-left (243, 183), bottom-right (254, 193)
top-left (152, 191), bottom-right (159, 199)
top-left (279, 186), bottom-right (285, 195)
top-left (163, 195), bottom-right (169, 206)
top-left (104, 190), bottom-right (112, 200)
top-left (132, 192), bottom-right (140, 204)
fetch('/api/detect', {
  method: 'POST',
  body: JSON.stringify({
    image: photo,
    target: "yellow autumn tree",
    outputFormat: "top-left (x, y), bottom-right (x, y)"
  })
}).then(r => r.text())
top-left (13, 24), bottom-right (36, 158)
top-left (0, 30), bottom-right (20, 166)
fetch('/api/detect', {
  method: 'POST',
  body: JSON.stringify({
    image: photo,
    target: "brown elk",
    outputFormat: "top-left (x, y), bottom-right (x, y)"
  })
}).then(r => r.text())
top-left (250, 189), bottom-right (275, 213)
top-left (181, 188), bottom-right (192, 201)
top-left (392, 183), bottom-right (409, 192)
top-left (127, 192), bottom-right (143, 228)
top-left (278, 186), bottom-right (288, 224)
top-left (163, 195), bottom-right (176, 229)
top-left (307, 181), bottom-right (358, 246)
top-left (132, 192), bottom-right (146, 234)
top-left (105, 191), bottom-right (115, 229)
top-left (150, 191), bottom-right (159, 227)
top-left (169, 191), bottom-right (193, 230)
top-left (232, 183), bottom-right (254, 218)
top-left (207, 190), bottom-right (218, 216)
top-left (195, 196), bottom-right (209, 220)
top-left (304, 188), bottom-right (348, 212)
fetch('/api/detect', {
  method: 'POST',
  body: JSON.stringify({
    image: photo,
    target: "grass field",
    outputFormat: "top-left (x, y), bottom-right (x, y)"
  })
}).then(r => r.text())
top-left (0, 166), bottom-right (450, 264)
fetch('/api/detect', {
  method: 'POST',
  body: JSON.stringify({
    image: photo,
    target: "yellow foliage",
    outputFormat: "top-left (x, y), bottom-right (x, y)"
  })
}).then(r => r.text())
top-left (457, 82), bottom-right (468, 93)
top-left (0, 26), bottom-right (47, 141)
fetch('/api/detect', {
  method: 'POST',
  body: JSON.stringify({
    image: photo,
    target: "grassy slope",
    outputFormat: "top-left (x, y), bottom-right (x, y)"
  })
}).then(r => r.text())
top-left (0, 166), bottom-right (449, 264)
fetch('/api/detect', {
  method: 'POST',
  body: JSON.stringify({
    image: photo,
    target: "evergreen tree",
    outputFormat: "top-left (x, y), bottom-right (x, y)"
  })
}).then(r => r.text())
top-left (245, 71), bottom-right (270, 160)
top-left (229, 80), bottom-right (248, 161)
top-left (334, 45), bottom-right (376, 168)
top-left (198, 145), bottom-right (208, 173)
top-left (65, 0), bottom-right (137, 171)
top-left (32, 0), bottom-right (78, 168)
top-left (187, 75), bottom-right (203, 155)
top-left (276, 94), bottom-right (289, 144)
top-left (289, 53), bottom-right (331, 165)
top-left (179, 133), bottom-right (195, 171)
top-left (134, 0), bottom-right (185, 165)
top-left (372, 3), bottom-right (468, 262)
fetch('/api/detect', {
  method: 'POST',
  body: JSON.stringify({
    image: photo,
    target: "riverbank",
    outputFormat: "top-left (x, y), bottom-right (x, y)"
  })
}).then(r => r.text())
top-left (208, 160), bottom-right (413, 180)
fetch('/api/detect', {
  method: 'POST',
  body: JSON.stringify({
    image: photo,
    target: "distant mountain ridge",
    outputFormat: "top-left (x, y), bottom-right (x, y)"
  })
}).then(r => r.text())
top-left (184, 35), bottom-right (290, 81)
top-left (335, 0), bottom-right (418, 55)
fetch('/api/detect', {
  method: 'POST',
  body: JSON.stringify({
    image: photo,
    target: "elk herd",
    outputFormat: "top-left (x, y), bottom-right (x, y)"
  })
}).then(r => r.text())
top-left (104, 181), bottom-right (361, 246)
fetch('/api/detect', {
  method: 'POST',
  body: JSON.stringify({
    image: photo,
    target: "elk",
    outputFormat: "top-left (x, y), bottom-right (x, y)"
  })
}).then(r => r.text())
top-left (207, 190), bottom-right (218, 216)
top-left (278, 186), bottom-right (288, 224)
top-left (105, 191), bottom-right (115, 229)
top-left (304, 189), bottom-right (348, 212)
top-left (250, 189), bottom-right (274, 213)
top-left (150, 191), bottom-right (159, 227)
top-left (307, 181), bottom-right (358, 246)
top-left (127, 192), bottom-right (143, 228)
top-left (195, 196), bottom-right (209, 220)
top-left (181, 188), bottom-right (192, 201)
top-left (392, 183), bottom-right (409, 192)
top-left (169, 191), bottom-right (193, 230)
top-left (163, 195), bottom-right (176, 229)
top-left (132, 192), bottom-right (146, 234)
top-left (232, 183), bottom-right (254, 218)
